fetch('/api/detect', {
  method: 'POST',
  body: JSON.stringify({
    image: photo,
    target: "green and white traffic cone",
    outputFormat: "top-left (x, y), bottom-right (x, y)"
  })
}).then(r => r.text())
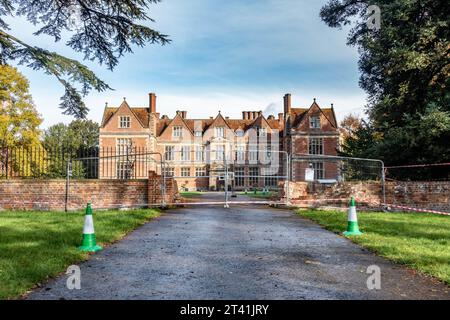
top-left (343, 197), bottom-right (363, 236)
top-left (78, 203), bottom-right (102, 252)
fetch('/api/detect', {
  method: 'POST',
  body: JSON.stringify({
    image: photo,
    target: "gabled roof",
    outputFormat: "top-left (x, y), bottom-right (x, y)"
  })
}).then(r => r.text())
top-left (158, 112), bottom-right (194, 137)
top-left (290, 101), bottom-right (337, 129)
top-left (101, 101), bottom-right (149, 128)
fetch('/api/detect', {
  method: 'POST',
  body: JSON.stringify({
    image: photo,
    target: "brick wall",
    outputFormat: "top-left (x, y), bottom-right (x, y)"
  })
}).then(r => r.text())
top-left (284, 181), bottom-right (450, 212)
top-left (0, 171), bottom-right (179, 211)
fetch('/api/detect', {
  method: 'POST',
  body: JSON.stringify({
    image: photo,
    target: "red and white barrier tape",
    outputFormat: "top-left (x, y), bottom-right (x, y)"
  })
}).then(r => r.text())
top-left (382, 203), bottom-right (450, 216)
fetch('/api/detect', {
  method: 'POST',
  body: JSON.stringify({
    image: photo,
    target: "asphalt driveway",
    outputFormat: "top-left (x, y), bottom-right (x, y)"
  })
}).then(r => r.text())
top-left (28, 194), bottom-right (449, 300)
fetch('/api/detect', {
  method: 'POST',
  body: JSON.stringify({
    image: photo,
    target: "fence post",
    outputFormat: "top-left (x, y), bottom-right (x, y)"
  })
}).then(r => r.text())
top-left (5, 147), bottom-right (8, 179)
top-left (65, 159), bottom-right (72, 212)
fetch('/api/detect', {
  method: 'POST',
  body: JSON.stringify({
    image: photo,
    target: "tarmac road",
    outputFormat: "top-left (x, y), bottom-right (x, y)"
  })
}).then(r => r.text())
top-left (28, 193), bottom-right (450, 300)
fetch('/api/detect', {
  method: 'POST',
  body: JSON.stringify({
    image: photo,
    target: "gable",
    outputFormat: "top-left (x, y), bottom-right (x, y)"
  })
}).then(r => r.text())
top-left (158, 113), bottom-right (194, 140)
top-left (101, 101), bottom-right (148, 131)
top-left (294, 102), bottom-right (337, 132)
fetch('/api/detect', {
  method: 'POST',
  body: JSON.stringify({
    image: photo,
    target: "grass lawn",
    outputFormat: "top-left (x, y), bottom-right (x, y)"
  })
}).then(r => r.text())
top-left (0, 208), bottom-right (160, 299)
top-left (297, 209), bottom-right (450, 285)
top-left (239, 191), bottom-right (274, 199)
top-left (180, 191), bottom-right (204, 198)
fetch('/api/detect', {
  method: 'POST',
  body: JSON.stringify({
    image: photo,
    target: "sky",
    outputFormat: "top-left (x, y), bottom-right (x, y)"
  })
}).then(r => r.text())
top-left (8, 0), bottom-right (367, 128)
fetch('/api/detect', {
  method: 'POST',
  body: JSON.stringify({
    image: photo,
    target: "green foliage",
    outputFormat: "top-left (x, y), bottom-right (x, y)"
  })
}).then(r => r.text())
top-left (321, 0), bottom-right (450, 176)
top-left (42, 120), bottom-right (99, 178)
top-left (0, 1), bottom-right (170, 118)
top-left (0, 208), bottom-right (160, 299)
top-left (297, 209), bottom-right (450, 285)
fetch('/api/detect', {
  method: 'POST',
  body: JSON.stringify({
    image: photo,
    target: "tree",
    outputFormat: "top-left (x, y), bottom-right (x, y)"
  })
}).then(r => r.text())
top-left (0, 64), bottom-right (43, 177)
top-left (43, 119), bottom-right (99, 151)
top-left (339, 113), bottom-right (362, 141)
top-left (320, 0), bottom-right (450, 174)
top-left (42, 119), bottom-right (99, 178)
top-left (0, 64), bottom-right (42, 149)
top-left (0, 0), bottom-right (170, 118)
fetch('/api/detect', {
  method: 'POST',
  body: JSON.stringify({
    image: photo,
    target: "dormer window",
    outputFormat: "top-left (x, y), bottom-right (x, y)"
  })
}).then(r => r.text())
top-left (195, 131), bottom-right (202, 137)
top-left (215, 127), bottom-right (224, 138)
top-left (173, 126), bottom-right (182, 138)
top-left (236, 130), bottom-right (244, 137)
top-left (259, 128), bottom-right (267, 136)
top-left (119, 116), bottom-right (130, 128)
top-left (310, 116), bottom-right (321, 129)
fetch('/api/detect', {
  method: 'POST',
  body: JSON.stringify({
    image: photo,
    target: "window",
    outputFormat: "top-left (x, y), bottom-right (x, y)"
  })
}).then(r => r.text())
top-left (264, 175), bottom-right (278, 187)
top-left (117, 138), bottom-right (132, 155)
top-left (249, 145), bottom-right (258, 163)
top-left (181, 167), bottom-right (191, 177)
top-left (215, 127), bottom-right (224, 138)
top-left (310, 116), bottom-right (321, 129)
top-left (196, 167), bottom-right (207, 177)
top-left (119, 116), bottom-right (130, 128)
top-left (181, 146), bottom-right (191, 161)
top-left (117, 162), bottom-right (132, 179)
top-left (195, 146), bottom-right (204, 162)
top-left (309, 138), bottom-right (323, 155)
top-left (312, 162), bottom-right (324, 180)
top-left (216, 145), bottom-right (224, 161)
top-left (195, 131), bottom-right (202, 137)
top-left (163, 167), bottom-right (174, 177)
top-left (173, 126), bottom-right (182, 138)
top-left (165, 146), bottom-right (174, 161)
top-left (249, 167), bottom-right (259, 186)
top-left (236, 145), bottom-right (245, 162)
top-left (236, 130), bottom-right (244, 137)
top-left (259, 128), bottom-right (267, 136)
top-left (235, 167), bottom-right (245, 187)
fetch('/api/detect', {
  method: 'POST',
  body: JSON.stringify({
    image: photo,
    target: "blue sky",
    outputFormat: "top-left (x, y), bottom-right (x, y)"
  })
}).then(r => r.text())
top-left (9, 0), bottom-right (366, 128)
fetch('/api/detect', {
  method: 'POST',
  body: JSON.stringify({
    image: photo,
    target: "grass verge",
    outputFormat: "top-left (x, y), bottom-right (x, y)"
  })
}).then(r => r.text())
top-left (180, 191), bottom-right (204, 198)
top-left (0, 208), bottom-right (160, 299)
top-left (297, 209), bottom-right (450, 285)
top-left (238, 191), bottom-right (274, 199)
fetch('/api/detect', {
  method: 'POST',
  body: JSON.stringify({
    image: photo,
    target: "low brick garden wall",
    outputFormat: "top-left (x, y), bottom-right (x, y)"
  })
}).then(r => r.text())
top-left (0, 171), bottom-right (179, 211)
top-left (283, 181), bottom-right (450, 212)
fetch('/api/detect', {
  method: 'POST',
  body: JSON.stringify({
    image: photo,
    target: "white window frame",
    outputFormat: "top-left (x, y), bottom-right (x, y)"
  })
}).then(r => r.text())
top-left (195, 167), bottom-right (207, 177)
top-left (117, 138), bottom-right (132, 155)
top-left (310, 116), bottom-right (321, 129)
top-left (236, 145), bottom-right (245, 162)
top-left (181, 146), bottom-right (191, 161)
top-left (173, 126), bottom-right (183, 138)
top-left (181, 167), bottom-right (191, 177)
top-left (119, 116), bottom-right (131, 128)
top-left (216, 145), bottom-right (225, 161)
top-left (165, 145), bottom-right (174, 161)
top-left (195, 146), bottom-right (204, 162)
top-left (215, 127), bottom-right (224, 138)
top-left (309, 138), bottom-right (324, 155)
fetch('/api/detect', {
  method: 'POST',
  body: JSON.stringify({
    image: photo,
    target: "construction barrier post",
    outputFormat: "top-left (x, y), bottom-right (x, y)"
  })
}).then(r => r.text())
top-left (343, 197), bottom-right (363, 236)
top-left (78, 203), bottom-right (102, 252)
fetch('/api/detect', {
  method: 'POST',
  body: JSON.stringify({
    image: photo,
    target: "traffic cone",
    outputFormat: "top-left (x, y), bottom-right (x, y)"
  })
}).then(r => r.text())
top-left (78, 203), bottom-right (102, 252)
top-left (343, 197), bottom-right (363, 236)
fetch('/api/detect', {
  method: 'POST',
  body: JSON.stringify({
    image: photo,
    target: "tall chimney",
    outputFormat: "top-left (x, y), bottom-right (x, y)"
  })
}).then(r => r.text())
top-left (242, 111), bottom-right (247, 120)
top-left (283, 93), bottom-right (291, 116)
top-left (149, 93), bottom-right (157, 113)
top-left (180, 111), bottom-right (187, 119)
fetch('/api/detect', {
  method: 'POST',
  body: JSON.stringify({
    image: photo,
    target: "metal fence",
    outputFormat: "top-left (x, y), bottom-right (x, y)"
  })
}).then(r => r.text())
top-left (0, 146), bottom-right (161, 179)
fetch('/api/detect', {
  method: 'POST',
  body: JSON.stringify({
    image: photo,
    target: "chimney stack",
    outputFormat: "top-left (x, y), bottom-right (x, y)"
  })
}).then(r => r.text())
top-left (149, 93), bottom-right (157, 113)
top-left (278, 113), bottom-right (284, 122)
top-left (180, 111), bottom-right (187, 119)
top-left (283, 93), bottom-right (291, 116)
top-left (242, 111), bottom-right (247, 120)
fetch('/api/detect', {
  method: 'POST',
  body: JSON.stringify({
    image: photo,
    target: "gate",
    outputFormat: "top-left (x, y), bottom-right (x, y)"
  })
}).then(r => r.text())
top-left (162, 148), bottom-right (290, 207)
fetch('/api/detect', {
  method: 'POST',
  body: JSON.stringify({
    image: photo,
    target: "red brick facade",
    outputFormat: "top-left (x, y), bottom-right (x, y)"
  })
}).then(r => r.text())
top-left (99, 93), bottom-right (340, 191)
top-left (0, 172), bottom-right (179, 211)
